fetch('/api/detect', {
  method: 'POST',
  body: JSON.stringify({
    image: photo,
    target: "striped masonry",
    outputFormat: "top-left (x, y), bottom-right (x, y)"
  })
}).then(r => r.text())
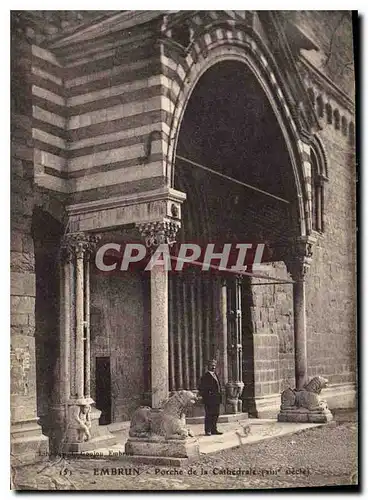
top-left (30, 9), bottom-right (313, 219)
top-left (31, 26), bottom-right (175, 199)
top-left (159, 11), bottom-right (313, 231)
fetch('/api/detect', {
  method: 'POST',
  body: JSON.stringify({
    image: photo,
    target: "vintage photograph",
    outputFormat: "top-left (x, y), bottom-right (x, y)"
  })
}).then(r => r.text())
top-left (10, 9), bottom-right (357, 491)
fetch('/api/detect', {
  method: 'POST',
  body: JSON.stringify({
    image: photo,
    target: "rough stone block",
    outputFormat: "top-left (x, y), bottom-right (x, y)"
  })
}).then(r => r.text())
top-left (11, 272), bottom-right (36, 296)
top-left (11, 231), bottom-right (23, 252)
top-left (277, 408), bottom-right (333, 423)
top-left (11, 252), bottom-right (35, 272)
top-left (11, 295), bottom-right (35, 314)
top-left (11, 313), bottom-right (29, 326)
top-left (11, 325), bottom-right (35, 337)
top-left (125, 437), bottom-right (200, 460)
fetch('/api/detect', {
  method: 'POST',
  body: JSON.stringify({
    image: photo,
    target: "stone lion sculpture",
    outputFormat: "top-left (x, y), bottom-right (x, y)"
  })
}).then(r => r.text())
top-left (129, 390), bottom-right (197, 440)
top-left (280, 376), bottom-right (329, 411)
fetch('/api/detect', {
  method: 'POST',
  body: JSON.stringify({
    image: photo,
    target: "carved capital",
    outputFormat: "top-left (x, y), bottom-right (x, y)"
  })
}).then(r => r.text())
top-left (61, 232), bottom-right (101, 262)
top-left (285, 236), bottom-right (315, 281)
top-left (136, 220), bottom-right (180, 248)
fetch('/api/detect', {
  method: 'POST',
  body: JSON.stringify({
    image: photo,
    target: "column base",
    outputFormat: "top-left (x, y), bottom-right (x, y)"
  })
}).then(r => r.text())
top-left (244, 393), bottom-right (281, 418)
top-left (11, 418), bottom-right (49, 466)
top-left (61, 403), bottom-right (117, 454)
top-left (125, 436), bottom-right (200, 465)
top-left (48, 400), bottom-right (117, 454)
top-left (277, 407), bottom-right (333, 423)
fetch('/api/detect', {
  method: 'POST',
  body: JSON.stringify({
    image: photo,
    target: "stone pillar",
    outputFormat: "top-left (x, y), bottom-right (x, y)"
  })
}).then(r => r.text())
top-left (293, 276), bottom-right (307, 389)
top-left (286, 238), bottom-right (314, 390)
top-left (60, 255), bottom-right (71, 402)
top-left (277, 235), bottom-right (332, 424)
top-left (150, 263), bottom-right (169, 407)
top-left (53, 232), bottom-right (117, 452)
top-left (137, 219), bottom-right (181, 408)
top-left (75, 242), bottom-right (85, 399)
top-left (225, 276), bottom-right (244, 413)
top-left (220, 278), bottom-right (229, 385)
top-left (84, 257), bottom-right (91, 399)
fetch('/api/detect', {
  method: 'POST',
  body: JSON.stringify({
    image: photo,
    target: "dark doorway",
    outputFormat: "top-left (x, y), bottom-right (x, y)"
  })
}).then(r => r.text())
top-left (95, 357), bottom-right (112, 425)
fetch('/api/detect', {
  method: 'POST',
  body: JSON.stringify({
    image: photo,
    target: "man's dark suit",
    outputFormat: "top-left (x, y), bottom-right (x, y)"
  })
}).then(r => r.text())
top-left (198, 370), bottom-right (222, 434)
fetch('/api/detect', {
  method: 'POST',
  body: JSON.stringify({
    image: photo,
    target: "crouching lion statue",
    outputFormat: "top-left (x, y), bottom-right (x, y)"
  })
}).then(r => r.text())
top-left (129, 390), bottom-right (197, 440)
top-left (281, 376), bottom-right (329, 411)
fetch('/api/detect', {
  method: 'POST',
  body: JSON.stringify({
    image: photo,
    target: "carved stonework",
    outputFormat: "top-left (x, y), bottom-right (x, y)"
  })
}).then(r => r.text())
top-left (68, 403), bottom-right (92, 443)
top-left (128, 390), bottom-right (197, 440)
top-left (136, 220), bottom-right (181, 248)
top-left (285, 236), bottom-right (316, 281)
top-left (225, 381), bottom-right (244, 414)
top-left (10, 346), bottom-right (31, 396)
top-left (61, 232), bottom-right (101, 262)
top-left (278, 376), bottom-right (333, 423)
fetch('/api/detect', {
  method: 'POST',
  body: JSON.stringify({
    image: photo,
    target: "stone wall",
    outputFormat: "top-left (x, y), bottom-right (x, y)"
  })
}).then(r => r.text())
top-left (90, 271), bottom-right (147, 422)
top-left (242, 263), bottom-right (295, 415)
top-left (305, 124), bottom-right (356, 387)
top-left (11, 22), bottom-right (49, 461)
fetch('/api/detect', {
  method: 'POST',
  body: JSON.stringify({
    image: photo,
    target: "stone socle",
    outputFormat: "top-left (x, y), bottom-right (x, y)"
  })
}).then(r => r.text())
top-left (277, 376), bottom-right (333, 423)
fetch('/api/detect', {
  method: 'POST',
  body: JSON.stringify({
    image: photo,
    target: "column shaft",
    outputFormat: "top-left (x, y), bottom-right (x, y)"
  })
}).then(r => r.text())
top-left (150, 264), bottom-right (169, 408)
top-left (196, 274), bottom-right (203, 377)
top-left (75, 253), bottom-right (84, 399)
top-left (189, 278), bottom-right (197, 389)
top-left (221, 281), bottom-right (228, 384)
top-left (168, 274), bottom-right (175, 391)
top-left (182, 279), bottom-right (190, 389)
top-left (293, 278), bottom-right (307, 389)
top-left (84, 258), bottom-right (91, 398)
top-left (60, 260), bottom-right (71, 401)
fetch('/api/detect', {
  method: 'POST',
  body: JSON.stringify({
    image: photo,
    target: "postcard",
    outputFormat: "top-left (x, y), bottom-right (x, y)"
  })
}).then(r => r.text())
top-left (10, 9), bottom-right (357, 491)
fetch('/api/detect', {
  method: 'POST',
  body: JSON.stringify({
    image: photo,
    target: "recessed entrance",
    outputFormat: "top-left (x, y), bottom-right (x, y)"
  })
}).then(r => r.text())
top-left (170, 59), bottom-right (301, 410)
top-left (95, 356), bottom-right (112, 425)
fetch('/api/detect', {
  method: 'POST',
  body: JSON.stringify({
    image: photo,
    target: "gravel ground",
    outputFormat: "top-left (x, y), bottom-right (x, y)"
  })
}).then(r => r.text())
top-left (12, 412), bottom-right (358, 491)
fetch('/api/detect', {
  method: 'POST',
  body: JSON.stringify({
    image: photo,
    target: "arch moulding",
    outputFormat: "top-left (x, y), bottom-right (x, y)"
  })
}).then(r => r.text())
top-left (162, 25), bottom-right (316, 239)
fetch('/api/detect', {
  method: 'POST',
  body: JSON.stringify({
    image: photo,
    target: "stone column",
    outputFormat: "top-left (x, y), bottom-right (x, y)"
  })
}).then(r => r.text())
top-left (60, 254), bottom-right (71, 402)
top-left (75, 242), bottom-right (85, 399)
top-left (137, 220), bottom-right (180, 408)
top-left (57, 232), bottom-right (104, 451)
top-left (225, 276), bottom-right (244, 413)
top-left (285, 238), bottom-right (314, 390)
top-left (220, 278), bottom-right (229, 385)
top-left (279, 236), bottom-right (332, 423)
top-left (84, 257), bottom-right (91, 399)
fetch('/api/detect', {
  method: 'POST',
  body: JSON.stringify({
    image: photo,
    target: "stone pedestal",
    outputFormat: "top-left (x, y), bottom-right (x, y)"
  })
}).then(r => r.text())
top-left (11, 418), bottom-right (49, 465)
top-left (62, 401), bottom-right (117, 454)
top-left (11, 335), bottom-right (49, 465)
top-left (278, 407), bottom-right (333, 423)
top-left (277, 376), bottom-right (333, 424)
top-left (125, 437), bottom-right (200, 465)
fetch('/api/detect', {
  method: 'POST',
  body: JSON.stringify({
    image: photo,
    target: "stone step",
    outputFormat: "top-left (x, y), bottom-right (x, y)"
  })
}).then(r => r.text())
top-left (186, 413), bottom-right (248, 425)
top-left (82, 419), bottom-right (327, 462)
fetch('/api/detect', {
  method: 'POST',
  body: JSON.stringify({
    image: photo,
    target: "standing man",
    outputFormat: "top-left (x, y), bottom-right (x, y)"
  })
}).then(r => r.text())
top-left (198, 359), bottom-right (223, 436)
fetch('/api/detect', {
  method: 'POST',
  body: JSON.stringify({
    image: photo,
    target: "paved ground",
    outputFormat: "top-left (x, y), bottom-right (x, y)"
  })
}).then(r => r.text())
top-left (12, 410), bottom-right (358, 491)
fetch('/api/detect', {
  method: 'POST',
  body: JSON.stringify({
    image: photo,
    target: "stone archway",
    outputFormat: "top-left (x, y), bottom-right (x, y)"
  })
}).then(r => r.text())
top-left (166, 40), bottom-right (317, 414)
top-left (161, 25), bottom-right (314, 239)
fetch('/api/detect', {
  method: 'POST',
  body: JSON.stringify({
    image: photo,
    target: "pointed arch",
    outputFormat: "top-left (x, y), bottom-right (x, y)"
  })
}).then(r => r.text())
top-left (162, 26), bottom-right (315, 238)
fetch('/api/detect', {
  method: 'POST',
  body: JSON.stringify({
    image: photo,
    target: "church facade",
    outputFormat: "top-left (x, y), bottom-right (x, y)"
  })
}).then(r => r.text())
top-left (11, 10), bottom-right (356, 463)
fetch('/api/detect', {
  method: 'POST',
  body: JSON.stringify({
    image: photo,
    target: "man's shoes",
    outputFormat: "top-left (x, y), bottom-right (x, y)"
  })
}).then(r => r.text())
top-left (212, 431), bottom-right (223, 435)
top-left (205, 432), bottom-right (212, 436)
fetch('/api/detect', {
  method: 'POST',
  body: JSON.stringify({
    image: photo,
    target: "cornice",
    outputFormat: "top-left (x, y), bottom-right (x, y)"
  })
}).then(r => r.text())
top-left (299, 55), bottom-right (355, 115)
top-left (47, 11), bottom-right (167, 52)
top-left (66, 187), bottom-right (187, 216)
